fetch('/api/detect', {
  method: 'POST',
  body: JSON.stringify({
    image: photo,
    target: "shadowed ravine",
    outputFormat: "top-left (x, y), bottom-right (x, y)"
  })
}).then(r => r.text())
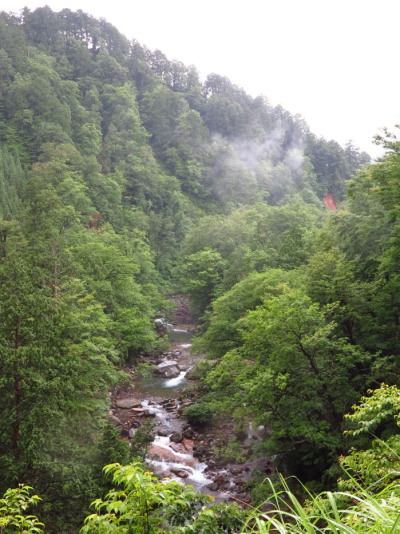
top-left (110, 296), bottom-right (273, 502)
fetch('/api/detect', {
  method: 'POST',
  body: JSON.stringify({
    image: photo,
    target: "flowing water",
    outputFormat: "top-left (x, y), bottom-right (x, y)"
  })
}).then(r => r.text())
top-left (112, 308), bottom-right (272, 501)
top-left (133, 327), bottom-right (195, 397)
top-left (131, 325), bottom-right (215, 493)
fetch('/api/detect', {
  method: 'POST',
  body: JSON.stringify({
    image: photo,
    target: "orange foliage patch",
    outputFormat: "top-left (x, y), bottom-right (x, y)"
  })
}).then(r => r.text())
top-left (323, 193), bottom-right (337, 211)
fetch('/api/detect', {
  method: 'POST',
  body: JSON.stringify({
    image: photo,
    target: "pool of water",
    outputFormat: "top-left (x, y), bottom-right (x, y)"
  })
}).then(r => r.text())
top-left (133, 328), bottom-right (194, 399)
top-left (134, 373), bottom-right (189, 399)
top-left (169, 328), bottom-right (193, 344)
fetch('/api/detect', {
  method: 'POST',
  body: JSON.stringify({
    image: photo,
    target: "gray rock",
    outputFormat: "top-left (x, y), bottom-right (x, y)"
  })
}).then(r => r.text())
top-left (115, 398), bottom-right (141, 409)
top-left (193, 445), bottom-right (208, 458)
top-left (163, 366), bottom-right (180, 378)
top-left (154, 360), bottom-right (179, 374)
top-left (183, 427), bottom-right (196, 439)
top-left (132, 407), bottom-right (147, 414)
top-left (128, 428), bottom-right (136, 439)
top-left (169, 432), bottom-right (183, 443)
top-left (133, 408), bottom-right (156, 417)
top-left (109, 414), bottom-right (122, 427)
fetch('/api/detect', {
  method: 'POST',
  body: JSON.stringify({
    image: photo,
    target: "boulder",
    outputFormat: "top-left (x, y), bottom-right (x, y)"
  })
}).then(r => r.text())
top-left (183, 427), bottom-right (196, 439)
top-left (186, 360), bottom-right (219, 380)
top-left (169, 442), bottom-right (185, 453)
top-left (133, 408), bottom-right (156, 418)
top-left (154, 360), bottom-right (179, 375)
top-left (184, 367), bottom-right (198, 380)
top-left (162, 399), bottom-right (177, 412)
top-left (168, 437), bottom-right (193, 454)
top-left (163, 366), bottom-right (180, 378)
top-left (213, 457), bottom-right (230, 468)
top-left (181, 438), bottom-right (194, 452)
top-left (169, 431), bottom-right (183, 443)
top-left (193, 445), bottom-right (208, 459)
top-left (115, 398), bottom-right (141, 409)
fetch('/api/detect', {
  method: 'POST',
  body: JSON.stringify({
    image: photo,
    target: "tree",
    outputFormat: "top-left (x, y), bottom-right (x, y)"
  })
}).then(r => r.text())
top-left (140, 85), bottom-right (189, 157)
top-left (340, 384), bottom-right (400, 491)
top-left (196, 269), bottom-right (302, 358)
top-left (164, 110), bottom-right (210, 196)
top-left (204, 289), bottom-right (373, 481)
top-left (180, 248), bottom-right (226, 316)
top-left (0, 219), bottom-right (119, 530)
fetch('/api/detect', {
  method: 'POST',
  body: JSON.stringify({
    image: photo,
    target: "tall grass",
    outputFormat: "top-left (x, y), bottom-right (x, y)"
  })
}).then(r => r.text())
top-left (241, 477), bottom-right (400, 533)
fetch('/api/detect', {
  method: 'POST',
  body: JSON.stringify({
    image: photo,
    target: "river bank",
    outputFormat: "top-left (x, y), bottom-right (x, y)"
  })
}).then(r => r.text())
top-left (109, 296), bottom-right (274, 504)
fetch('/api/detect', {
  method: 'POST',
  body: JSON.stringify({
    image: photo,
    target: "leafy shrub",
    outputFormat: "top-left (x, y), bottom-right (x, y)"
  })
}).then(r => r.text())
top-left (182, 402), bottom-right (214, 425)
top-left (213, 438), bottom-right (246, 463)
top-left (135, 362), bottom-right (154, 377)
top-left (82, 463), bottom-right (247, 533)
top-left (0, 485), bottom-right (44, 533)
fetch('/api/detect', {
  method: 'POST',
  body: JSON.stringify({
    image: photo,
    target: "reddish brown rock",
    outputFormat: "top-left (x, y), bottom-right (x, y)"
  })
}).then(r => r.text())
top-left (182, 438), bottom-right (194, 452)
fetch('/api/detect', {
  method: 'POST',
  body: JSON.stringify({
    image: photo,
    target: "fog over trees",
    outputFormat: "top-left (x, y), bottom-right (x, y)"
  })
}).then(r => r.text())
top-left (1, 7), bottom-right (400, 533)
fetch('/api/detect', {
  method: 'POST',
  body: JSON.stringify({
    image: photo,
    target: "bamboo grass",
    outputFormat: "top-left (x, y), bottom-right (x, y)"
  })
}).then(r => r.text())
top-left (241, 476), bottom-right (400, 533)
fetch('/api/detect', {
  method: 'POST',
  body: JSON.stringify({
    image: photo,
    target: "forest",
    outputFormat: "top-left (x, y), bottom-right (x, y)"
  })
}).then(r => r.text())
top-left (1, 6), bottom-right (400, 533)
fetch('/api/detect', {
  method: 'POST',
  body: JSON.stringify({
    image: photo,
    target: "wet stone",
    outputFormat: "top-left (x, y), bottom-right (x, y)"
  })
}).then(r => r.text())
top-left (169, 442), bottom-right (185, 453)
top-left (163, 366), bottom-right (180, 378)
top-left (171, 468), bottom-right (189, 479)
top-left (155, 360), bottom-right (179, 373)
top-left (169, 431), bottom-right (183, 443)
top-left (115, 398), bottom-right (141, 409)
top-left (181, 438), bottom-right (194, 452)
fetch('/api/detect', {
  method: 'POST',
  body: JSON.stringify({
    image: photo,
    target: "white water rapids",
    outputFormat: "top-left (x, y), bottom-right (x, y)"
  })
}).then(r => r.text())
top-left (112, 314), bottom-right (272, 502)
top-left (131, 327), bottom-right (217, 492)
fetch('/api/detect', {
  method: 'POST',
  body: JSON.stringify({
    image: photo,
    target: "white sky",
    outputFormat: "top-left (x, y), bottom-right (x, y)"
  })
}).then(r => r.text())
top-left (2, 0), bottom-right (400, 159)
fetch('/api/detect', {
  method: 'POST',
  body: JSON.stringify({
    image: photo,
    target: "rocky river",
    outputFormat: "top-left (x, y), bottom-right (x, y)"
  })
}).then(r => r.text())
top-left (109, 296), bottom-right (274, 504)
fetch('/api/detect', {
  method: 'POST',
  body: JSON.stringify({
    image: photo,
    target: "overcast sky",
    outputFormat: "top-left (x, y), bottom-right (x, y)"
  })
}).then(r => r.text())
top-left (2, 0), bottom-right (400, 159)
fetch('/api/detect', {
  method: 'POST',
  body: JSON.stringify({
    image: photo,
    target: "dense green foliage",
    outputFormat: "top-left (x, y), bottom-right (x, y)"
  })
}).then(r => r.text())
top-left (0, 485), bottom-right (43, 533)
top-left (189, 133), bottom-right (400, 488)
top-left (81, 463), bottom-right (247, 533)
top-left (2, 5), bottom-right (399, 533)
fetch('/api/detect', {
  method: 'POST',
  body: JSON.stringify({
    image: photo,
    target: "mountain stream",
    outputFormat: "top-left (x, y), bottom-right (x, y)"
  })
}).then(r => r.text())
top-left (110, 297), bottom-right (273, 503)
